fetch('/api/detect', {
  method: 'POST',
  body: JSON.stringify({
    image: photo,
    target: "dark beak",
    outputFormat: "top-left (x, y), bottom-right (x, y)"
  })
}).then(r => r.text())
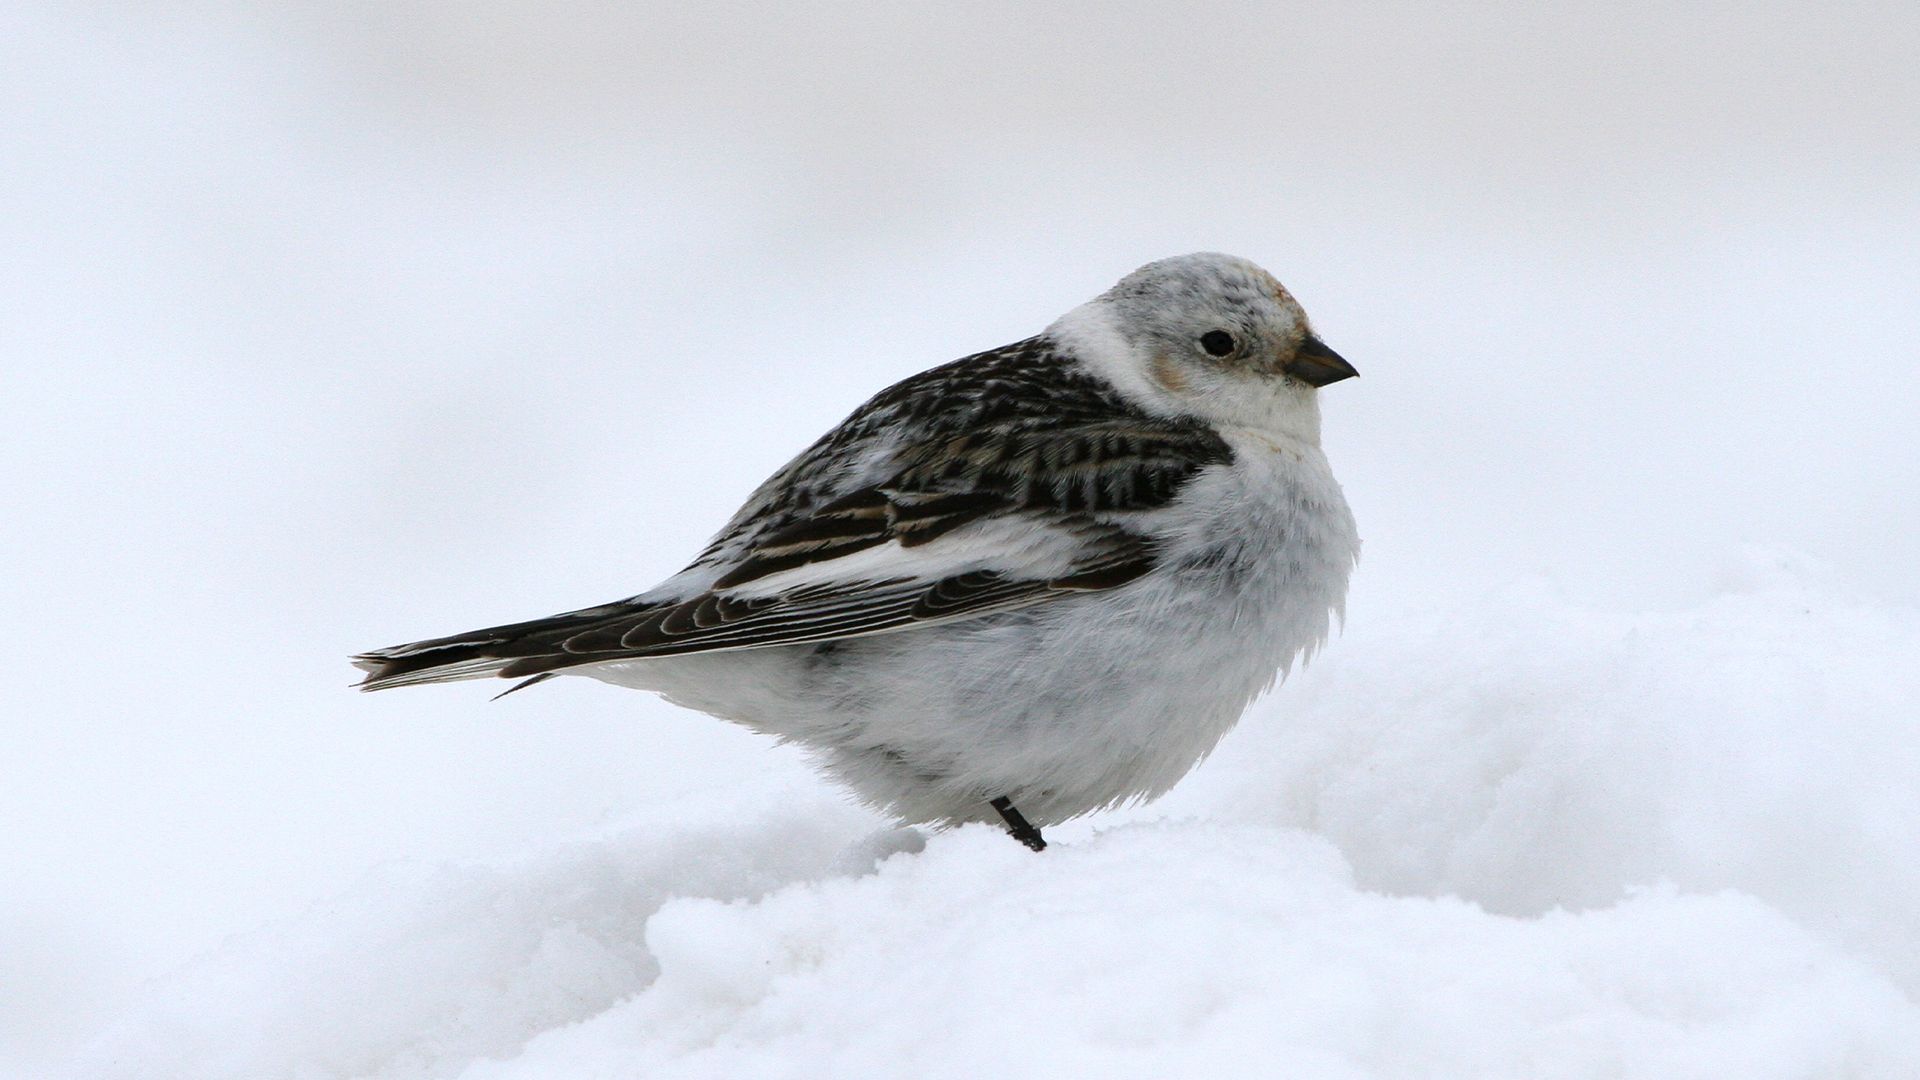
top-left (1284, 335), bottom-right (1359, 387)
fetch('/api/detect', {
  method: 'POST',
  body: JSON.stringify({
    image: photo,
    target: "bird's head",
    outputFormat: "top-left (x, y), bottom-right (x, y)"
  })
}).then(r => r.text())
top-left (1056, 252), bottom-right (1356, 439)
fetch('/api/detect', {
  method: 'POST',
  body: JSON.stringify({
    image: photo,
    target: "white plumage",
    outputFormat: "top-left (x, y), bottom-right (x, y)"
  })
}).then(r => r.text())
top-left (356, 253), bottom-right (1360, 848)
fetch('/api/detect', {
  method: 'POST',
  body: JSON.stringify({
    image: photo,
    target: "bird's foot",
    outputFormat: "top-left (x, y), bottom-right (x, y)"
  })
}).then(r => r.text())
top-left (989, 796), bottom-right (1047, 851)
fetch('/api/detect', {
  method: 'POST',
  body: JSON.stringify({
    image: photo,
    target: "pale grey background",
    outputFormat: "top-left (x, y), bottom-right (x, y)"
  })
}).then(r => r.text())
top-left (4, 2), bottom-right (1917, 1071)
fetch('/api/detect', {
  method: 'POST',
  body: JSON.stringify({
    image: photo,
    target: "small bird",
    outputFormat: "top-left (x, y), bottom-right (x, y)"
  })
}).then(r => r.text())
top-left (355, 253), bottom-right (1359, 851)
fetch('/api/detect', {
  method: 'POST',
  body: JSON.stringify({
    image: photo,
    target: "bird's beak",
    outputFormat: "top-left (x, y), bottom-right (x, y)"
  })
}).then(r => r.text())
top-left (1284, 335), bottom-right (1359, 387)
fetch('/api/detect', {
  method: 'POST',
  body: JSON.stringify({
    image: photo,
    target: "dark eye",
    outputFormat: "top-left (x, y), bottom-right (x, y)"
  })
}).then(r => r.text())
top-left (1199, 330), bottom-right (1235, 357)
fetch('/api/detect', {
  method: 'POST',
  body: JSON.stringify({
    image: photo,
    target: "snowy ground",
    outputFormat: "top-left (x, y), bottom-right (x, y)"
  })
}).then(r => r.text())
top-left (69, 552), bottom-right (1920, 1079)
top-left (8, 3), bottom-right (1920, 1078)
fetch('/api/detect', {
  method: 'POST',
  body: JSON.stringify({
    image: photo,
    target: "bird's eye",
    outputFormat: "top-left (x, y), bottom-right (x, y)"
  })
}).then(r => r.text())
top-left (1199, 330), bottom-right (1235, 357)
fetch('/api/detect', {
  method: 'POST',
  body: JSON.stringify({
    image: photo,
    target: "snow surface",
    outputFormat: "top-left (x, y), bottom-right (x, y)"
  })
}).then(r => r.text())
top-left (73, 550), bottom-right (1920, 1079)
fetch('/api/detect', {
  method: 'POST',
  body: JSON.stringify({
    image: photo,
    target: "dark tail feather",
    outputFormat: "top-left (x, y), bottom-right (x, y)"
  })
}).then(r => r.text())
top-left (351, 603), bottom-right (643, 692)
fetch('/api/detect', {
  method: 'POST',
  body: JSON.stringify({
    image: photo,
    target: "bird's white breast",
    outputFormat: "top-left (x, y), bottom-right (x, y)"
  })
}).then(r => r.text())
top-left (588, 426), bottom-right (1357, 827)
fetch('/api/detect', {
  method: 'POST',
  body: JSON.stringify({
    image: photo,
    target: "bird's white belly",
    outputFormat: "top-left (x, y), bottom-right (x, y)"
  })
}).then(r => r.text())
top-left (591, 443), bottom-right (1356, 826)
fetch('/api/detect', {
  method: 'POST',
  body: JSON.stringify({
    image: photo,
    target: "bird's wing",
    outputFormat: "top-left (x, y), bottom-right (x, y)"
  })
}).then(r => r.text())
top-left (353, 338), bottom-right (1233, 689)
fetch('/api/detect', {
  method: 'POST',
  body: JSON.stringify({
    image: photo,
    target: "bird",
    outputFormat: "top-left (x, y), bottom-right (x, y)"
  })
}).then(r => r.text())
top-left (354, 252), bottom-right (1360, 851)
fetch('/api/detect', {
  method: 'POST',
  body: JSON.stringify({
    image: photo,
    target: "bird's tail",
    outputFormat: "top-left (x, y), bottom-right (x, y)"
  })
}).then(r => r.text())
top-left (351, 603), bottom-right (641, 693)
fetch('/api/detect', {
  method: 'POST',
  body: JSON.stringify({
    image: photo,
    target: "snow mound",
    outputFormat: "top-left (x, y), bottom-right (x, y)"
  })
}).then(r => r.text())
top-left (1179, 547), bottom-right (1920, 988)
top-left (76, 790), bottom-right (871, 1080)
top-left (77, 554), bottom-right (1920, 1078)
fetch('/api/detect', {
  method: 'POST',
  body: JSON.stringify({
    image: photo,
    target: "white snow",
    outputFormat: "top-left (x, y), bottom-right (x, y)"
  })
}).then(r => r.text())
top-left (72, 551), bottom-right (1920, 1079)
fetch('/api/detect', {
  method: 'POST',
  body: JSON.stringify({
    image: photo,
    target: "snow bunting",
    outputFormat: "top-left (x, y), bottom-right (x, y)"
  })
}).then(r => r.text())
top-left (355, 253), bottom-right (1359, 850)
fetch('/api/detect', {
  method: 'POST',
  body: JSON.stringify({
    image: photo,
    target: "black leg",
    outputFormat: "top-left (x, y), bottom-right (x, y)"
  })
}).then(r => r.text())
top-left (989, 796), bottom-right (1047, 851)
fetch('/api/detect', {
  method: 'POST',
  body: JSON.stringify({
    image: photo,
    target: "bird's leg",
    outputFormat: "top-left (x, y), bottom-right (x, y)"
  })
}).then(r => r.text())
top-left (988, 796), bottom-right (1047, 851)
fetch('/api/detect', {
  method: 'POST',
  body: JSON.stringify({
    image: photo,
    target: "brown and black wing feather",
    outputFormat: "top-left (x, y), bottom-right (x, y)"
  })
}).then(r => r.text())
top-left (352, 338), bottom-right (1231, 692)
